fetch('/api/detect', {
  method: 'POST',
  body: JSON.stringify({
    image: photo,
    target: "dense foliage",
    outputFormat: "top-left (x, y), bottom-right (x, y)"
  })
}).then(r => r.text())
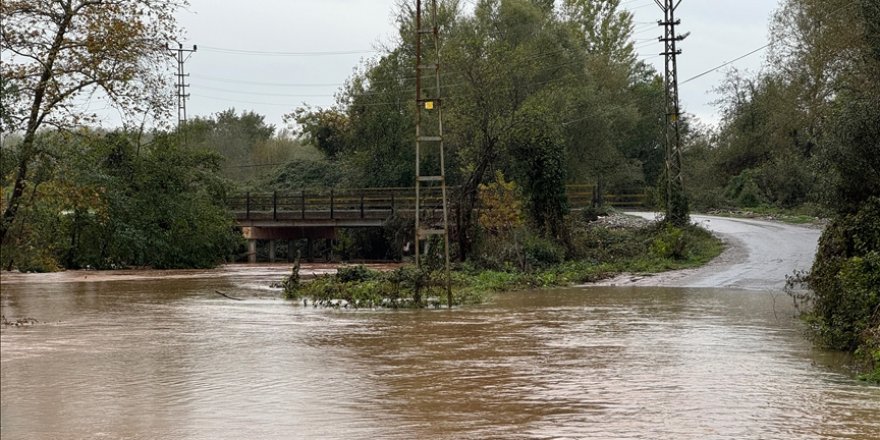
top-left (290, 0), bottom-right (668, 258)
top-left (0, 0), bottom-right (186, 244)
top-left (0, 130), bottom-right (240, 271)
top-left (716, 0), bottom-right (880, 379)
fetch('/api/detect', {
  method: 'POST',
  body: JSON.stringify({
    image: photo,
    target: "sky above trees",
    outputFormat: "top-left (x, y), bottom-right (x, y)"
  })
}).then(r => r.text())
top-left (74, 0), bottom-right (777, 130)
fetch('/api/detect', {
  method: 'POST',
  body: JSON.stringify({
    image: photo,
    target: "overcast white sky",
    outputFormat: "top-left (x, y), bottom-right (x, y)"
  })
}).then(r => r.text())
top-left (171, 0), bottom-right (778, 132)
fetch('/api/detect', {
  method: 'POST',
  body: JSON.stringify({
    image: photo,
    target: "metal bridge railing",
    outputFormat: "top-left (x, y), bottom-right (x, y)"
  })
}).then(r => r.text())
top-left (229, 185), bottom-right (648, 221)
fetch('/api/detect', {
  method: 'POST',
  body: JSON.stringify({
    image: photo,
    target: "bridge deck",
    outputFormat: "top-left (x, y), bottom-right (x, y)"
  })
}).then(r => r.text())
top-left (230, 185), bottom-right (647, 228)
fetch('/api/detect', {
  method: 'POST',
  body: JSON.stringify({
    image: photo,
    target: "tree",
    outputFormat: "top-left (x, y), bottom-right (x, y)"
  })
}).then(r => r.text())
top-left (761, 0), bottom-right (880, 376)
top-left (289, 0), bottom-right (652, 258)
top-left (561, 0), bottom-right (637, 72)
top-left (0, 0), bottom-right (185, 244)
top-left (443, 0), bottom-right (583, 257)
top-left (509, 97), bottom-right (568, 238)
top-left (184, 108), bottom-right (276, 180)
top-left (287, 106), bottom-right (351, 160)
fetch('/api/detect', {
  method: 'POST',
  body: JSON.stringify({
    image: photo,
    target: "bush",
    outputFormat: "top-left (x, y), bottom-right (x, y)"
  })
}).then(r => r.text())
top-left (292, 264), bottom-right (468, 307)
top-left (797, 197), bottom-right (880, 375)
top-left (522, 234), bottom-right (565, 269)
top-left (649, 224), bottom-right (687, 260)
top-left (725, 170), bottom-right (766, 208)
top-left (281, 256), bottom-right (301, 298)
top-left (755, 152), bottom-right (816, 208)
top-left (567, 224), bottom-right (643, 262)
top-left (336, 265), bottom-right (378, 283)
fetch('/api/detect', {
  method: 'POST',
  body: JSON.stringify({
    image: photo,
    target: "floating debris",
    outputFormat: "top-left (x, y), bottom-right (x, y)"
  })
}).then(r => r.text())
top-left (1, 315), bottom-right (39, 327)
top-left (214, 290), bottom-right (243, 301)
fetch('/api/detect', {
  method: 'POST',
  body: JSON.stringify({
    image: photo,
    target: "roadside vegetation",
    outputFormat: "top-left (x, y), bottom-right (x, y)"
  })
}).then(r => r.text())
top-left (751, 0), bottom-right (880, 382)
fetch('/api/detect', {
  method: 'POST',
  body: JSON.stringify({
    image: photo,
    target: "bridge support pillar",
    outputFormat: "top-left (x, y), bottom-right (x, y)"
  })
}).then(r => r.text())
top-left (268, 240), bottom-right (276, 263)
top-left (287, 240), bottom-right (295, 262)
top-left (247, 239), bottom-right (257, 264)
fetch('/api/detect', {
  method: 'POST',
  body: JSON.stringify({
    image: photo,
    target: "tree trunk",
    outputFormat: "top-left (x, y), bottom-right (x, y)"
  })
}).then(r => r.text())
top-left (456, 143), bottom-right (496, 261)
top-left (0, 5), bottom-right (73, 245)
top-left (0, 2), bottom-right (75, 248)
top-left (1, 138), bottom-right (34, 245)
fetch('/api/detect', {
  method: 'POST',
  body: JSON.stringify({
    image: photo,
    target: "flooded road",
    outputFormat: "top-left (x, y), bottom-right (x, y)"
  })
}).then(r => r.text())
top-left (2, 271), bottom-right (878, 439)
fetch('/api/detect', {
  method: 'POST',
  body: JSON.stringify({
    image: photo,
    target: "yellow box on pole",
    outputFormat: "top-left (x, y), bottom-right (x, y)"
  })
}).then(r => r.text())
top-left (424, 101), bottom-right (434, 110)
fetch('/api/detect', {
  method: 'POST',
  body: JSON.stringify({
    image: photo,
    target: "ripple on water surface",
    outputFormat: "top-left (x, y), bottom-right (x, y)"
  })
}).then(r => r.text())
top-left (1, 278), bottom-right (879, 439)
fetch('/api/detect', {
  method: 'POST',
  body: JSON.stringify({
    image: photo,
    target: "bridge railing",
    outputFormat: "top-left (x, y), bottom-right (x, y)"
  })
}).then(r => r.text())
top-left (229, 185), bottom-right (648, 222)
top-left (229, 187), bottom-right (451, 221)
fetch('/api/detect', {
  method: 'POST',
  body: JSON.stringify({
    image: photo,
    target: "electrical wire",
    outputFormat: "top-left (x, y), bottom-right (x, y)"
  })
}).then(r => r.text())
top-left (679, 44), bottom-right (770, 85)
top-left (198, 45), bottom-right (378, 57)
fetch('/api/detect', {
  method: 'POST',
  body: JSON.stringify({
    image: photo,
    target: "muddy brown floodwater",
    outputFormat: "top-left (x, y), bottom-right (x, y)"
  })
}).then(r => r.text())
top-left (2, 265), bottom-right (879, 439)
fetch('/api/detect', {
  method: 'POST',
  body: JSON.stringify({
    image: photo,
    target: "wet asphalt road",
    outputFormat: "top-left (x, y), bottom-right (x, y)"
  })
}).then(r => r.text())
top-left (623, 213), bottom-right (822, 290)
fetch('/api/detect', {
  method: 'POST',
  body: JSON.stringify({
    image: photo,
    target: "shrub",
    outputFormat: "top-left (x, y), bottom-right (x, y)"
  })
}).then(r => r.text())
top-left (649, 224), bottom-right (687, 260)
top-left (798, 197), bottom-right (880, 376)
top-left (725, 170), bottom-right (766, 208)
top-left (522, 234), bottom-right (565, 269)
top-left (336, 265), bottom-right (378, 283)
top-left (281, 256), bottom-right (301, 298)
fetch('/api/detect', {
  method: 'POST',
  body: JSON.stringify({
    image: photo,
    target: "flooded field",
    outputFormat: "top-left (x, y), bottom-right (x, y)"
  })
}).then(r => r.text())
top-left (2, 267), bottom-right (878, 439)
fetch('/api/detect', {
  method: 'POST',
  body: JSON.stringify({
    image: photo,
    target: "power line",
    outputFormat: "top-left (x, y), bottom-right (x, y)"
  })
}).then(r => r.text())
top-left (676, 0), bottom-right (861, 86)
top-left (680, 44), bottom-right (770, 85)
top-left (192, 84), bottom-right (334, 98)
top-left (198, 45), bottom-right (378, 57)
top-left (191, 74), bottom-right (344, 88)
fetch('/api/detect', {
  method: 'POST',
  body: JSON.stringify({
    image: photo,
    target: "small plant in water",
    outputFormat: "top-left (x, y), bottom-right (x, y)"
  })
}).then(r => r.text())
top-left (281, 252), bottom-right (301, 298)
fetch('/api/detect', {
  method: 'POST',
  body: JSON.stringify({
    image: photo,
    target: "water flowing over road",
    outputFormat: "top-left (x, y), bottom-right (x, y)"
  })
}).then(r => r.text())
top-left (3, 216), bottom-right (878, 439)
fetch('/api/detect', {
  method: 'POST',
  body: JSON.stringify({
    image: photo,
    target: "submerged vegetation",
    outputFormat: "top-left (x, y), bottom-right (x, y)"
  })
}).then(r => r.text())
top-left (283, 216), bottom-right (723, 307)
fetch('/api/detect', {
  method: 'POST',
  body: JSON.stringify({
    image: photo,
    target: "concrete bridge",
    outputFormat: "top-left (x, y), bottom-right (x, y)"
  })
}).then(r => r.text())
top-left (229, 185), bottom-right (646, 262)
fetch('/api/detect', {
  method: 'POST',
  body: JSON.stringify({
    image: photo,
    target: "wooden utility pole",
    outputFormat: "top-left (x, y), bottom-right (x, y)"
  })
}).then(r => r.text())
top-left (414, 0), bottom-right (452, 308)
top-left (656, 0), bottom-right (689, 225)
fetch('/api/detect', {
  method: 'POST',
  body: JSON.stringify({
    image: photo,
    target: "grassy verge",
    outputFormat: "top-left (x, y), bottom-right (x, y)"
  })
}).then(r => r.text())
top-left (704, 205), bottom-right (827, 226)
top-left (280, 221), bottom-right (723, 308)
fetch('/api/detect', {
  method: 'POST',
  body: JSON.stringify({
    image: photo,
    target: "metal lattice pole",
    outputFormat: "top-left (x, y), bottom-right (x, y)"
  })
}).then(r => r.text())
top-left (168, 43), bottom-right (197, 133)
top-left (414, 0), bottom-right (452, 308)
top-left (656, 0), bottom-right (689, 225)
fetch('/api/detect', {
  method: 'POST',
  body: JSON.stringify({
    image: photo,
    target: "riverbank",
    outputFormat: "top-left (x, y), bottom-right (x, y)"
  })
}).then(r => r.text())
top-left (282, 214), bottom-right (724, 306)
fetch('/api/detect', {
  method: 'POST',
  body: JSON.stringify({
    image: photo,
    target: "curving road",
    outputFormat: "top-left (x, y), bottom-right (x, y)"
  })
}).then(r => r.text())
top-left (604, 213), bottom-right (823, 291)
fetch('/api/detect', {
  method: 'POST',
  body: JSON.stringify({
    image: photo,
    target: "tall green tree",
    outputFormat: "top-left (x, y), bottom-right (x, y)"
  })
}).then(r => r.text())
top-left (0, 0), bottom-right (185, 244)
top-left (443, 0), bottom-right (583, 256)
top-left (289, 0), bottom-right (655, 258)
top-left (562, 0), bottom-right (637, 71)
top-left (757, 0), bottom-right (880, 375)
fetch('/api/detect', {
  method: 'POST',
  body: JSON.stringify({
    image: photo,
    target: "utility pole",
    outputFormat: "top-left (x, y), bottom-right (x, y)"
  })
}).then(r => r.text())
top-left (168, 43), bottom-right (197, 132)
top-left (414, 0), bottom-right (452, 308)
top-left (656, 0), bottom-right (689, 225)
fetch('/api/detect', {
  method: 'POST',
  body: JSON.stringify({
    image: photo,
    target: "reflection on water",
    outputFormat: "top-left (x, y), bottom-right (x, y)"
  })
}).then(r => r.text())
top-left (2, 272), bottom-right (878, 439)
